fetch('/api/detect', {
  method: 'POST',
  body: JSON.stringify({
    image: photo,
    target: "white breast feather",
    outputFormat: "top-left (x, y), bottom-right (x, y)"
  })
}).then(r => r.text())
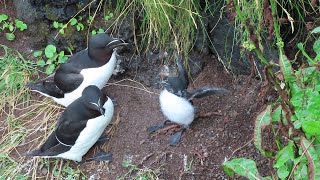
top-left (159, 89), bottom-right (195, 126)
top-left (56, 97), bottom-right (114, 162)
top-left (52, 52), bottom-right (117, 107)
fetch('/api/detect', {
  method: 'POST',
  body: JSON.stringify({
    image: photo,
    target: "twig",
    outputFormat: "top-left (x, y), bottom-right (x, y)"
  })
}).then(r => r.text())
top-left (139, 152), bottom-right (155, 165)
top-left (106, 78), bottom-right (158, 96)
top-left (56, 160), bottom-right (63, 180)
top-left (226, 138), bottom-right (253, 161)
top-left (288, 137), bottom-right (316, 180)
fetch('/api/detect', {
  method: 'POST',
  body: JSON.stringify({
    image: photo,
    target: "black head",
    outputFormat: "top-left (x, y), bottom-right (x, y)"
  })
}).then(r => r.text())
top-left (88, 33), bottom-right (128, 62)
top-left (82, 85), bottom-right (105, 115)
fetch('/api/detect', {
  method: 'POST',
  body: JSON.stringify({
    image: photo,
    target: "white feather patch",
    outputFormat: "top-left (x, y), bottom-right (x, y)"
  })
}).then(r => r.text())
top-left (159, 89), bottom-right (195, 126)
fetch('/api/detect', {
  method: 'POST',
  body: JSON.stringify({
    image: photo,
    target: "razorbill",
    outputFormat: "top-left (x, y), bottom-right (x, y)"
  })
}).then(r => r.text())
top-left (26, 33), bottom-right (128, 107)
top-left (148, 55), bottom-right (229, 145)
top-left (25, 85), bottom-right (114, 162)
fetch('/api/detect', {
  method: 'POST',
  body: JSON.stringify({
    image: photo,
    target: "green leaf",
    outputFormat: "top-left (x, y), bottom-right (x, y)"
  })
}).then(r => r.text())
top-left (8, 24), bottom-right (14, 32)
top-left (53, 21), bottom-right (59, 28)
top-left (58, 56), bottom-right (68, 64)
top-left (91, 30), bottom-right (97, 35)
top-left (274, 141), bottom-right (295, 168)
top-left (311, 27), bottom-right (320, 34)
top-left (59, 28), bottom-right (65, 35)
top-left (58, 51), bottom-right (64, 58)
top-left (5, 33), bottom-right (15, 41)
top-left (76, 22), bottom-right (84, 31)
top-left (36, 59), bottom-right (46, 67)
top-left (254, 105), bottom-right (272, 157)
top-left (223, 158), bottom-right (263, 180)
top-left (0, 14), bottom-right (8, 22)
top-left (97, 28), bottom-right (104, 33)
top-left (33, 50), bottom-right (43, 57)
top-left (15, 19), bottom-right (27, 31)
top-left (300, 137), bottom-right (320, 179)
top-left (45, 44), bottom-right (57, 59)
top-left (45, 64), bottom-right (55, 75)
top-left (301, 120), bottom-right (320, 136)
top-left (271, 106), bottom-right (282, 122)
top-left (70, 18), bottom-right (77, 26)
top-left (279, 53), bottom-right (294, 83)
top-left (313, 38), bottom-right (320, 55)
top-left (277, 165), bottom-right (289, 179)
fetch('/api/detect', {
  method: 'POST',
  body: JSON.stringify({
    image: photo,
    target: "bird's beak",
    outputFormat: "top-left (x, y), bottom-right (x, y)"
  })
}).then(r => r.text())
top-left (107, 38), bottom-right (129, 49)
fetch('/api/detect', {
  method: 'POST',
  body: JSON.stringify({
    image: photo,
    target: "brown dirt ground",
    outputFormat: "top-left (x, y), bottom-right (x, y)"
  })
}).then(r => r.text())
top-left (1, 1), bottom-right (275, 179)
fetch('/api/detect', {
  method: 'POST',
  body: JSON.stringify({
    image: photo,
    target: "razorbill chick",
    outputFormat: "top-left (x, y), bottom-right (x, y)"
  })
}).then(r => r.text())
top-left (27, 33), bottom-right (128, 107)
top-left (148, 55), bottom-right (229, 145)
top-left (25, 85), bottom-right (114, 162)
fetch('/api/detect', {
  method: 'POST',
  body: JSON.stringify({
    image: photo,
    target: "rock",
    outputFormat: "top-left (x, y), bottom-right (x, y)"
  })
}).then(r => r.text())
top-left (207, 4), bottom-right (279, 76)
top-left (13, 0), bottom-right (38, 23)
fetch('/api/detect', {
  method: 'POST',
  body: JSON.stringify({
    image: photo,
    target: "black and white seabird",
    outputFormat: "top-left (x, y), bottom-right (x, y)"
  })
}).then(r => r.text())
top-left (27, 33), bottom-right (128, 107)
top-left (25, 85), bottom-right (114, 162)
top-left (148, 55), bottom-right (229, 145)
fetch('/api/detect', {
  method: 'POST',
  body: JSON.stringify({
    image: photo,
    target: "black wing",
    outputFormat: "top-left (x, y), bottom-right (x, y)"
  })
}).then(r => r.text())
top-left (187, 86), bottom-right (229, 101)
top-left (54, 63), bottom-right (84, 93)
top-left (55, 117), bottom-right (88, 146)
top-left (26, 80), bottom-right (64, 98)
top-left (25, 131), bottom-right (71, 156)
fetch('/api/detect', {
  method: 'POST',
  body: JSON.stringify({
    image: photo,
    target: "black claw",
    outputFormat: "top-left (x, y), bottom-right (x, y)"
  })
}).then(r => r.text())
top-left (83, 150), bottom-right (112, 163)
top-left (95, 133), bottom-right (109, 145)
top-left (146, 124), bottom-right (165, 133)
top-left (169, 130), bottom-right (184, 146)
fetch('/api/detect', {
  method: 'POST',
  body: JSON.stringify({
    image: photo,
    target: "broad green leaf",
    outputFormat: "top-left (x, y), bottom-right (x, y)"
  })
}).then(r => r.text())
top-left (58, 56), bottom-right (68, 63)
top-left (293, 162), bottom-right (308, 180)
top-left (290, 90), bottom-right (304, 109)
top-left (98, 28), bottom-right (104, 33)
top-left (274, 141), bottom-right (295, 168)
top-left (53, 21), bottom-right (59, 28)
top-left (45, 64), bottom-right (55, 75)
top-left (307, 91), bottom-right (320, 116)
top-left (76, 23), bottom-right (84, 31)
top-left (45, 44), bottom-right (56, 59)
top-left (15, 19), bottom-right (27, 31)
top-left (254, 105), bottom-right (272, 157)
top-left (8, 24), bottom-right (14, 32)
top-left (36, 59), bottom-right (45, 67)
top-left (272, 106), bottom-right (282, 122)
top-left (33, 50), bottom-right (43, 57)
top-left (58, 51), bottom-right (64, 58)
top-left (300, 138), bottom-right (320, 179)
top-left (311, 27), bottom-right (320, 34)
top-left (313, 38), bottom-right (320, 55)
top-left (91, 30), bottom-right (97, 35)
top-left (70, 18), bottom-right (77, 26)
top-left (279, 53), bottom-right (294, 83)
top-left (0, 14), bottom-right (8, 22)
top-left (223, 158), bottom-right (262, 180)
top-left (5, 33), bottom-right (15, 41)
top-left (277, 165), bottom-right (289, 179)
top-left (301, 120), bottom-right (320, 136)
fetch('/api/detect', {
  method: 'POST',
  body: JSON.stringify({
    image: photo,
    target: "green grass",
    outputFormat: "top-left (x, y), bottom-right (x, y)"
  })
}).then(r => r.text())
top-left (0, 45), bottom-right (86, 179)
top-left (117, 160), bottom-right (164, 180)
top-left (111, 0), bottom-right (210, 60)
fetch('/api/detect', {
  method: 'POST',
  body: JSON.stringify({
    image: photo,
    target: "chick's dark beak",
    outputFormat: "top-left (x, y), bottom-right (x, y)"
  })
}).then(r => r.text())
top-left (107, 38), bottom-right (129, 49)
